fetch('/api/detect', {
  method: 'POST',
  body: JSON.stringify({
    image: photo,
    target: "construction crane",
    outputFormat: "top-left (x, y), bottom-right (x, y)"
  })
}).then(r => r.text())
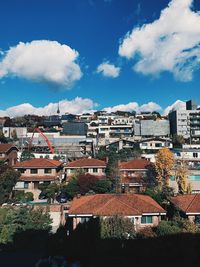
top-left (28, 128), bottom-right (55, 154)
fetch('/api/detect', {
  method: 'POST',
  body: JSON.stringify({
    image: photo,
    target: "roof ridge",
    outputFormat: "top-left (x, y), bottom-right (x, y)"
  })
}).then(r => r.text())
top-left (134, 194), bottom-right (164, 211)
top-left (115, 196), bottom-right (141, 214)
top-left (94, 197), bottom-right (116, 214)
top-left (72, 195), bottom-right (96, 213)
top-left (185, 194), bottom-right (198, 212)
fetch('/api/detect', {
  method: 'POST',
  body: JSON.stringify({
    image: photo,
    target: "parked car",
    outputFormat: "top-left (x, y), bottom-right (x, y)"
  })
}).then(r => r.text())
top-left (38, 191), bottom-right (47, 200)
top-left (56, 191), bottom-right (67, 203)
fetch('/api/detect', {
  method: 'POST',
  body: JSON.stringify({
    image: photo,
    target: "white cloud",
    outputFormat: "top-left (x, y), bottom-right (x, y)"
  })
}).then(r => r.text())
top-left (103, 101), bottom-right (161, 113)
top-left (97, 61), bottom-right (120, 78)
top-left (163, 100), bottom-right (186, 115)
top-left (119, 0), bottom-right (200, 81)
top-left (0, 40), bottom-right (82, 88)
top-left (0, 97), bottom-right (97, 117)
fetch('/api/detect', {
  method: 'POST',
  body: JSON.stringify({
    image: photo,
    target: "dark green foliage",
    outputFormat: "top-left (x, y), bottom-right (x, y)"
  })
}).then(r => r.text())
top-left (0, 207), bottom-right (52, 244)
top-left (172, 134), bottom-right (185, 148)
top-left (100, 215), bottom-right (136, 240)
top-left (93, 179), bottom-right (112, 193)
top-left (65, 177), bottom-right (80, 199)
top-left (155, 220), bottom-right (181, 236)
top-left (144, 186), bottom-right (174, 206)
top-left (65, 174), bottom-right (111, 199)
top-left (14, 191), bottom-right (34, 202)
top-left (20, 150), bottom-right (35, 162)
top-left (43, 183), bottom-right (59, 203)
top-left (0, 167), bottom-right (20, 204)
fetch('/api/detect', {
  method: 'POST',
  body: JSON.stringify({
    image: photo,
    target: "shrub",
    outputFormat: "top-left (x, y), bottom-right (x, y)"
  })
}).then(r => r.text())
top-left (137, 227), bottom-right (156, 239)
top-left (155, 220), bottom-right (181, 236)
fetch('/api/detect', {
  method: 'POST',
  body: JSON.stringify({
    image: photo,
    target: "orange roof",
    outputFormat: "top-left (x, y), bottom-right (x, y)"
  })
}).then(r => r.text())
top-left (0, 144), bottom-right (18, 153)
top-left (66, 158), bottom-right (106, 168)
top-left (69, 194), bottom-right (165, 216)
top-left (19, 175), bottom-right (57, 181)
top-left (170, 194), bottom-right (200, 214)
top-left (119, 159), bottom-right (150, 170)
top-left (14, 158), bottom-right (62, 168)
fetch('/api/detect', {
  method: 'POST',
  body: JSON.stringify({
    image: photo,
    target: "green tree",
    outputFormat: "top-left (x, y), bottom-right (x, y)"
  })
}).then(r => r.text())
top-left (0, 168), bottom-right (20, 204)
top-left (0, 207), bottom-right (52, 244)
top-left (93, 179), bottom-right (112, 193)
top-left (65, 177), bottom-right (79, 199)
top-left (100, 215), bottom-right (136, 240)
top-left (44, 183), bottom-right (59, 203)
top-left (172, 134), bottom-right (185, 148)
top-left (20, 150), bottom-right (35, 162)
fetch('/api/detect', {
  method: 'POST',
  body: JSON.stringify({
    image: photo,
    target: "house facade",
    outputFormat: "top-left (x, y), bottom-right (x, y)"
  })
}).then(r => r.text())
top-left (170, 194), bottom-right (200, 223)
top-left (0, 144), bottom-right (18, 166)
top-left (65, 158), bottom-right (106, 177)
top-left (14, 158), bottom-right (63, 199)
top-left (68, 194), bottom-right (166, 232)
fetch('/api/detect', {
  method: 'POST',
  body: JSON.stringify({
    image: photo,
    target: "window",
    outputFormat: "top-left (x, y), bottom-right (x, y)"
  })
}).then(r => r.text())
top-left (30, 169), bottom-right (38, 174)
top-left (44, 169), bottom-right (52, 174)
top-left (141, 216), bottom-right (153, 224)
top-left (80, 217), bottom-right (90, 223)
top-left (24, 182), bottom-right (29, 189)
top-left (84, 168), bottom-right (89, 173)
top-left (93, 168), bottom-right (98, 173)
top-left (19, 169), bottom-right (26, 173)
top-left (193, 153), bottom-right (198, 158)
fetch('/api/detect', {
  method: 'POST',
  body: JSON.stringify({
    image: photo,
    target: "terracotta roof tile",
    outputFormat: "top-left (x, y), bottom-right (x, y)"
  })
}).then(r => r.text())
top-left (66, 158), bottom-right (106, 168)
top-left (14, 158), bottom-right (62, 168)
top-left (119, 159), bottom-right (151, 170)
top-left (69, 194), bottom-right (166, 216)
top-left (0, 144), bottom-right (18, 153)
top-left (170, 194), bottom-right (200, 214)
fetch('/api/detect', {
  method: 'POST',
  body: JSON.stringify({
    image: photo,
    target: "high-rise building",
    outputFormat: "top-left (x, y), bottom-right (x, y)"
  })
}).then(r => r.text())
top-left (169, 100), bottom-right (200, 143)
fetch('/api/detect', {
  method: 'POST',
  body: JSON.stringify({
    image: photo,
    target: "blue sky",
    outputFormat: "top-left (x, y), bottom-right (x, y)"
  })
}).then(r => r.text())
top-left (0, 0), bottom-right (199, 116)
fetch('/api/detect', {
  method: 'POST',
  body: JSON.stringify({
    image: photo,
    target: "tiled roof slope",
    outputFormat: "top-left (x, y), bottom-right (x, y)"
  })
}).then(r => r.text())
top-left (14, 158), bottom-right (62, 168)
top-left (119, 159), bottom-right (151, 170)
top-left (0, 144), bottom-right (18, 153)
top-left (170, 194), bottom-right (200, 213)
top-left (69, 194), bottom-right (166, 216)
top-left (66, 158), bottom-right (106, 168)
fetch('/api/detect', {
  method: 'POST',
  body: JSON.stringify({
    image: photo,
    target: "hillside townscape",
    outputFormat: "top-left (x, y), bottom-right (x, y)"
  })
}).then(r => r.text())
top-left (1, 0), bottom-right (200, 266)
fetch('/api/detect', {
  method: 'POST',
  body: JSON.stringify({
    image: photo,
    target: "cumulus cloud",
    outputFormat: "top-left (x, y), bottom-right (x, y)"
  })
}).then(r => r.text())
top-left (0, 40), bottom-right (82, 88)
top-left (163, 100), bottom-right (186, 115)
top-left (97, 61), bottom-right (120, 78)
top-left (103, 101), bottom-right (161, 113)
top-left (119, 0), bottom-right (200, 81)
top-left (0, 97), bottom-right (97, 117)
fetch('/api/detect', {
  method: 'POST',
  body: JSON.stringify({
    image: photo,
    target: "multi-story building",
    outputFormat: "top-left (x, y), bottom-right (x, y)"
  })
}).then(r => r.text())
top-left (134, 119), bottom-right (170, 138)
top-left (169, 100), bottom-right (200, 143)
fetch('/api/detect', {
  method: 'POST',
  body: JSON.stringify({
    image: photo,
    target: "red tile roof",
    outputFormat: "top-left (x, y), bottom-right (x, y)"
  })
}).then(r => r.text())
top-left (0, 144), bottom-right (18, 153)
top-left (69, 194), bottom-right (166, 216)
top-left (14, 158), bottom-right (62, 168)
top-left (19, 175), bottom-right (57, 181)
top-left (170, 194), bottom-right (200, 214)
top-left (66, 158), bottom-right (106, 168)
top-left (119, 159), bottom-right (151, 170)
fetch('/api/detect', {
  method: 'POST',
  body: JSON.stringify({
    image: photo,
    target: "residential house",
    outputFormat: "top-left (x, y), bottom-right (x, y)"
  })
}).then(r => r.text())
top-left (65, 158), bottom-right (106, 177)
top-left (0, 143), bottom-right (18, 166)
top-left (68, 194), bottom-right (166, 231)
top-left (170, 194), bottom-right (200, 223)
top-left (137, 138), bottom-right (173, 151)
top-left (14, 158), bottom-right (63, 199)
